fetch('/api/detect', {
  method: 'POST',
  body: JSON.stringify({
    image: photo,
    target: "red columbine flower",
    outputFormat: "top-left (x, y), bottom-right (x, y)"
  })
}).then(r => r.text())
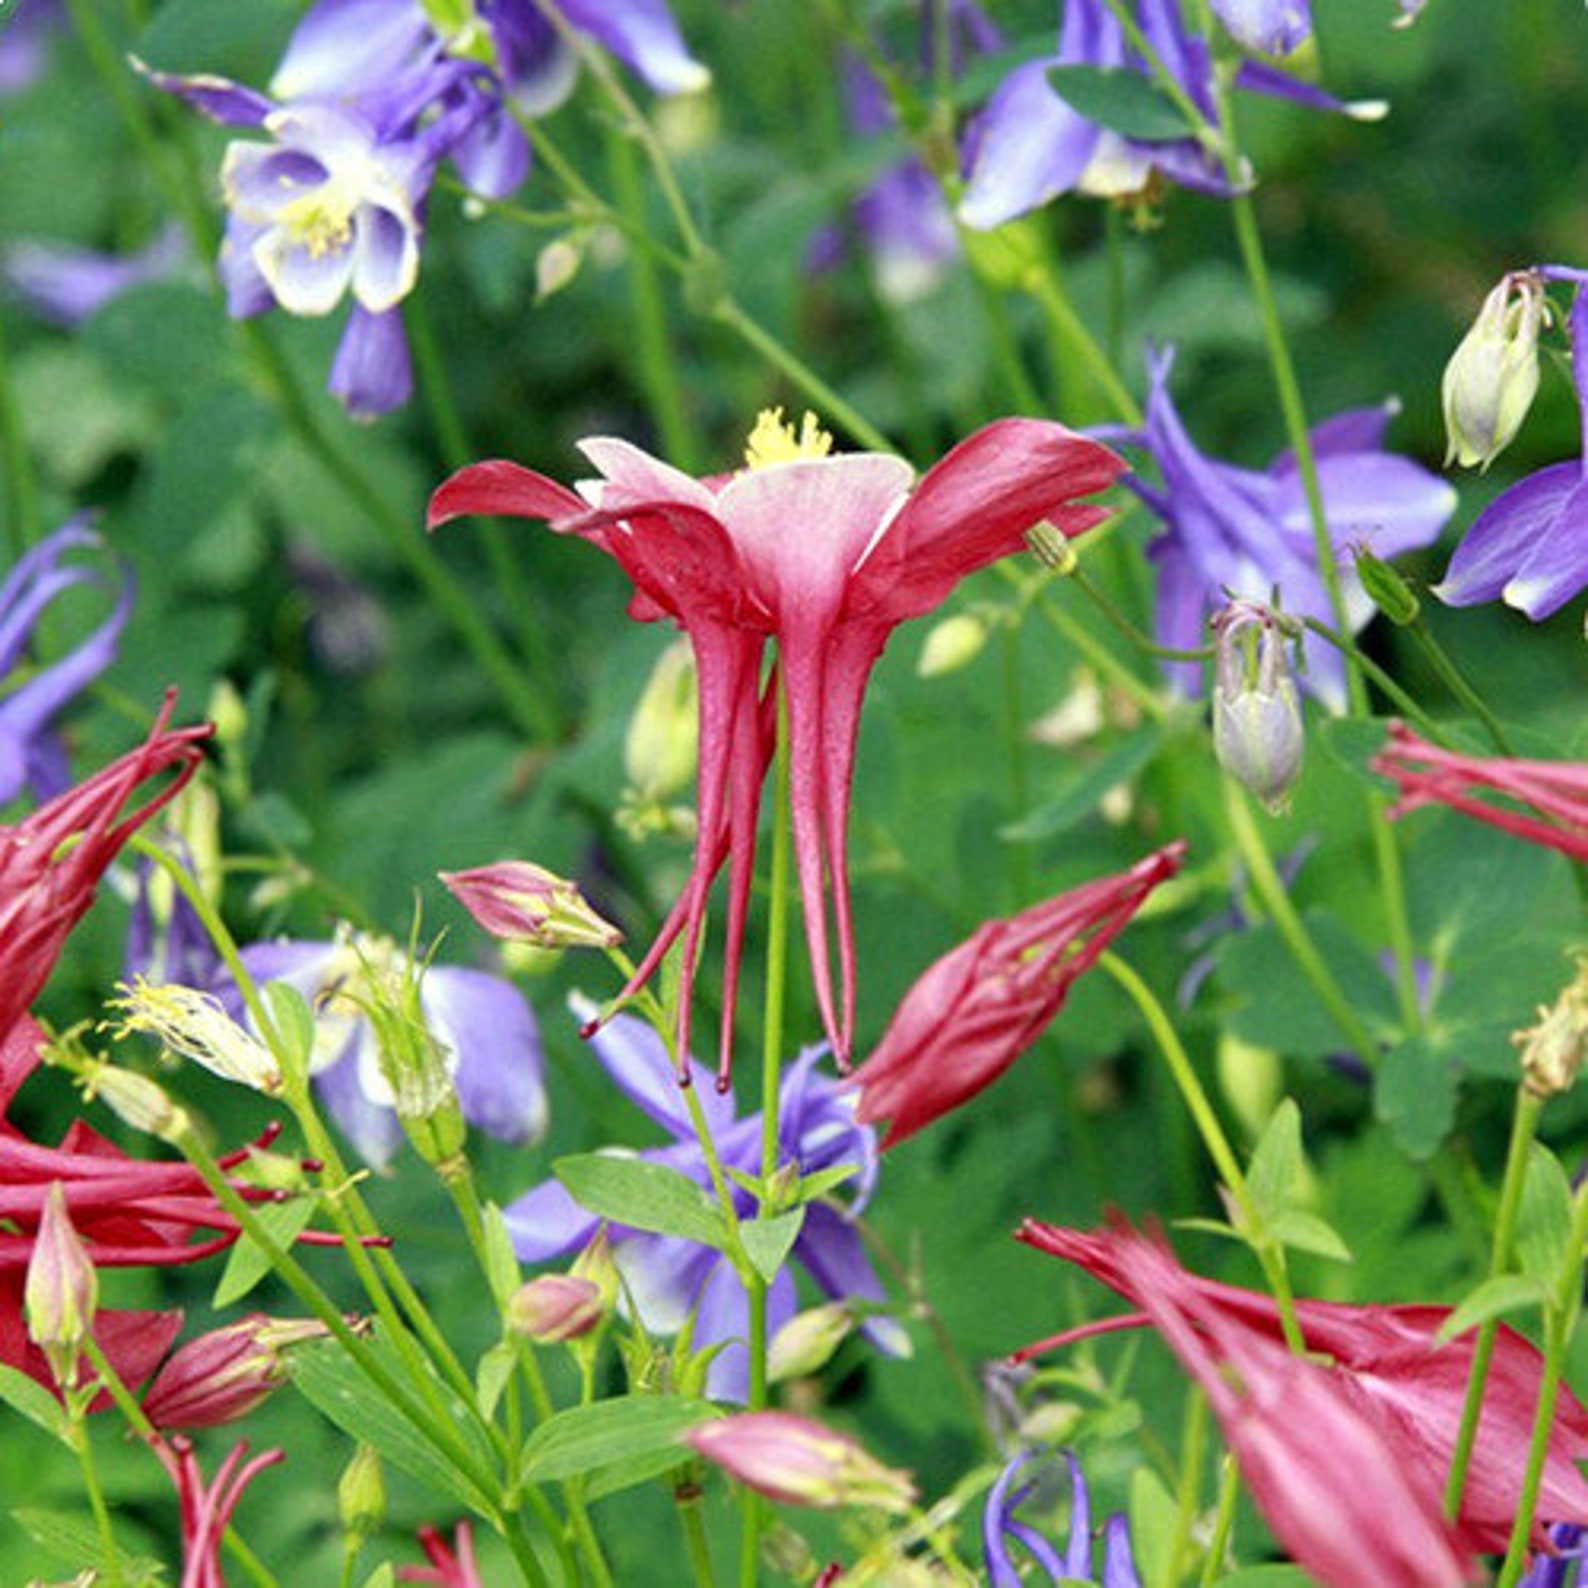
top-left (1017, 1220), bottom-right (1588, 1554)
top-left (850, 844), bottom-right (1185, 1147)
top-left (430, 412), bottom-right (1122, 1080)
top-left (0, 694), bottom-right (211, 1045)
top-left (1371, 722), bottom-right (1588, 862)
top-left (399, 1521), bottom-right (484, 1587)
top-left (153, 1434), bottom-right (284, 1588)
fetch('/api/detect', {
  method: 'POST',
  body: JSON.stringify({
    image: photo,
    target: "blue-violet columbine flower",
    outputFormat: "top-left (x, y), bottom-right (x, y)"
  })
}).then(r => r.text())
top-left (504, 1002), bottom-right (904, 1402)
top-left (984, 1449), bottom-right (1142, 1588)
top-left (1435, 272), bottom-right (1588, 621)
top-left (1208, 0), bottom-right (1311, 56)
top-left (1116, 347), bottom-right (1455, 709)
top-left (958, 0), bottom-right (1379, 230)
top-left (0, 519), bottom-right (133, 807)
top-left (4, 226), bottom-right (186, 329)
top-left (237, 930), bottom-right (547, 1169)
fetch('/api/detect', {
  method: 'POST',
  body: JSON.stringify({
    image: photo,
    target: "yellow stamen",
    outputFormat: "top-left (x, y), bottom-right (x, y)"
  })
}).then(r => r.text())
top-left (278, 195), bottom-right (354, 261)
top-left (743, 407), bottom-right (833, 470)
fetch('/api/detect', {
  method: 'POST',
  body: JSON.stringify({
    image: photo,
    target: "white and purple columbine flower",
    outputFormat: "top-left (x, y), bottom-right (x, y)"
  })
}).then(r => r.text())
top-left (1436, 270), bottom-right (1588, 622)
top-left (504, 1002), bottom-right (905, 1402)
top-left (958, 0), bottom-right (1379, 231)
top-left (984, 1449), bottom-right (1142, 1588)
top-left (237, 930), bottom-right (547, 1169)
top-left (0, 520), bottom-right (133, 805)
top-left (1113, 346), bottom-right (1455, 709)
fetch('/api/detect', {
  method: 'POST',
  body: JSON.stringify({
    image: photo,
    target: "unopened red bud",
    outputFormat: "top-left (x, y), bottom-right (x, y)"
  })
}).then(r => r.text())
top-left (442, 862), bottom-right (622, 951)
top-left (142, 1315), bottom-right (328, 1430)
top-left (508, 1275), bottom-right (604, 1343)
top-left (25, 1183), bottom-right (98, 1389)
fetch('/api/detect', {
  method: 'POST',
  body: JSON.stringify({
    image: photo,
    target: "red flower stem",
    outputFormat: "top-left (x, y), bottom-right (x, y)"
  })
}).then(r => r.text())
top-left (1443, 1086), bottom-right (1544, 1522)
top-left (1098, 949), bottom-right (1306, 1356)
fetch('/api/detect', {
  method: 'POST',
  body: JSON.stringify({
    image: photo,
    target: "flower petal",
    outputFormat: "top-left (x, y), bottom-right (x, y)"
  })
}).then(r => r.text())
top-left (1433, 462), bottom-right (1581, 608)
top-left (423, 967), bottom-right (547, 1146)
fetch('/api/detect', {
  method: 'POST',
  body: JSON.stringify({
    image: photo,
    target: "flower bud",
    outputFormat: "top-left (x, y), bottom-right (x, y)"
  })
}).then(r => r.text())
top-left (338, 1444), bottom-right (386, 1542)
top-left (917, 613), bottom-right (989, 678)
top-left (1211, 598), bottom-right (1304, 814)
top-left (625, 638), bottom-right (699, 800)
top-left (141, 1315), bottom-right (328, 1430)
top-left (684, 1411), bottom-right (916, 1513)
top-left (536, 237), bottom-right (585, 302)
top-left (86, 1064), bottom-right (193, 1146)
top-left (1513, 955), bottom-right (1588, 1099)
top-left (1352, 544), bottom-right (1421, 626)
top-left (768, 1304), bottom-right (855, 1383)
top-left (1443, 272), bottom-right (1544, 470)
top-left (442, 862), bottom-right (623, 951)
top-left (108, 978), bottom-right (284, 1095)
top-left (26, 1184), bottom-right (98, 1389)
top-left (570, 1228), bottom-right (621, 1311)
top-left (1024, 520), bottom-right (1078, 573)
top-left (508, 1275), bottom-right (605, 1343)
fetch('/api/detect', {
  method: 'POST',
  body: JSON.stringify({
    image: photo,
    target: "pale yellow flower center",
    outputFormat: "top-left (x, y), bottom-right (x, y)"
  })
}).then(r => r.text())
top-left (278, 194), bottom-right (354, 260)
top-left (743, 407), bottom-right (833, 470)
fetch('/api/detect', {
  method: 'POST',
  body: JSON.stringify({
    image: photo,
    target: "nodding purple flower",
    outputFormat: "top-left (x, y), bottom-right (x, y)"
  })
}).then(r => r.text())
top-left (1436, 273), bottom-right (1588, 622)
top-left (3, 226), bottom-right (187, 328)
top-left (1112, 347), bottom-right (1455, 710)
top-left (1209, 0), bottom-right (1312, 56)
top-left (0, 520), bottom-right (133, 806)
top-left (958, 0), bottom-right (1380, 231)
top-left (984, 1449), bottom-right (1142, 1588)
top-left (503, 1003), bottom-right (905, 1403)
top-left (0, 0), bottom-right (60, 96)
top-left (235, 931), bottom-right (547, 1169)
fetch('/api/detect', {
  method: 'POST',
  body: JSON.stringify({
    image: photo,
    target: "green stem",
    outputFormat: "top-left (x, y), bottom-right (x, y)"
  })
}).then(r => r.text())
top-left (1069, 562), bottom-right (1214, 663)
top-left (1404, 619), bottom-right (1516, 755)
top-left (1300, 617), bottom-right (1444, 738)
top-left (1164, 1388), bottom-right (1209, 1588)
top-left (1443, 1087), bottom-right (1545, 1520)
top-left (0, 302), bottom-right (41, 556)
top-left (1198, 1456), bottom-right (1241, 1587)
top-left (1221, 779), bottom-right (1383, 1069)
top-left (677, 1474), bottom-right (717, 1588)
top-left (1020, 251), bottom-right (1143, 427)
top-left (1099, 950), bottom-right (1305, 1354)
top-left (67, 1411), bottom-right (125, 1588)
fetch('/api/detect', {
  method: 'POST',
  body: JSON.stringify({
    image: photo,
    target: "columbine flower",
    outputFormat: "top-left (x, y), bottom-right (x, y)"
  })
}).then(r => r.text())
top-left (1435, 274), bottom-right (1588, 620)
top-left (399, 1521), bottom-right (485, 1588)
top-left (984, 1449), bottom-right (1142, 1588)
top-left (958, 0), bottom-right (1377, 231)
top-left (684, 1411), bottom-right (916, 1513)
top-left (1520, 1525), bottom-right (1588, 1588)
top-left (1371, 722), bottom-right (1588, 864)
top-left (503, 1002), bottom-right (903, 1402)
top-left (4, 225), bottom-right (186, 327)
top-left (1117, 347), bottom-right (1455, 709)
top-left (1209, 0), bottom-right (1311, 55)
top-left (430, 410), bottom-right (1123, 1074)
top-left (1442, 271), bottom-right (1546, 471)
top-left (1210, 597), bottom-right (1304, 812)
top-left (850, 845), bottom-right (1185, 1148)
top-left (235, 928), bottom-right (546, 1168)
top-left (0, 518), bottom-right (134, 806)
top-left (1017, 1219), bottom-right (1588, 1552)
top-left (152, 1435), bottom-right (284, 1588)
top-left (141, 1315), bottom-right (328, 1430)
top-left (0, 697), bottom-right (210, 1046)
top-left (442, 861), bottom-right (622, 950)
top-left (0, 0), bottom-right (59, 95)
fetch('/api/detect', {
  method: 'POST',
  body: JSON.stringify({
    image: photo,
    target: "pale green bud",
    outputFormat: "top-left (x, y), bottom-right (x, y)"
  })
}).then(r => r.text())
top-left (536, 237), bottom-right (586, 302)
top-left (1212, 599), bottom-right (1304, 815)
top-left (1216, 1032), bottom-right (1285, 1140)
top-left (625, 639), bottom-right (699, 801)
top-left (916, 613), bottom-right (989, 678)
top-left (87, 1065), bottom-right (192, 1146)
top-left (768, 1304), bottom-right (855, 1383)
top-left (338, 1445), bottom-right (386, 1541)
top-left (25, 1184), bottom-right (97, 1390)
top-left (1443, 272), bottom-right (1544, 470)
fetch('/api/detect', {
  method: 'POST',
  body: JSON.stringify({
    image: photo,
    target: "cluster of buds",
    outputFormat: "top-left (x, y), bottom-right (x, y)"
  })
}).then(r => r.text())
top-left (1442, 270), bottom-right (1546, 470)
top-left (1210, 597), bottom-right (1305, 814)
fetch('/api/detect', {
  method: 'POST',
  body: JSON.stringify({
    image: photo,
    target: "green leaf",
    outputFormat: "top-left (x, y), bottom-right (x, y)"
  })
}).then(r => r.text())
top-left (476, 1340), bottom-right (517, 1422)
top-left (1127, 1465), bottom-right (1180, 1588)
top-left (1246, 1098), bottom-right (1304, 1224)
top-left (1046, 64), bottom-right (1196, 142)
top-left (1000, 727), bottom-right (1165, 842)
top-left (520, 1395), bottom-right (718, 1486)
top-left (1515, 1144), bottom-right (1575, 1289)
top-left (795, 1164), bottom-right (859, 1204)
top-left (0, 1364), bottom-right (69, 1444)
top-left (261, 979), bottom-right (316, 1075)
top-left (1215, 1570), bottom-right (1318, 1587)
top-left (1267, 1209), bottom-right (1353, 1263)
top-left (290, 1340), bottom-right (495, 1514)
top-left (553, 1154), bottom-right (728, 1250)
top-left (1437, 1274), bottom-right (1546, 1342)
top-left (1172, 1216), bottom-right (1239, 1242)
top-left (1373, 1034), bottom-right (1458, 1160)
top-left (12, 1508), bottom-right (161, 1582)
top-left (213, 1194), bottom-right (318, 1309)
top-left (741, 1209), bottom-right (806, 1285)
top-left (479, 1202), bottom-right (522, 1309)
top-left (360, 1568), bottom-right (397, 1588)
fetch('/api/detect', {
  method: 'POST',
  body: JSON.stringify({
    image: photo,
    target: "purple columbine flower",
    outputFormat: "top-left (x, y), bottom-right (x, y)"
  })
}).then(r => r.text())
top-left (3, 225), bottom-right (187, 328)
top-left (1114, 346), bottom-right (1455, 709)
top-left (237, 930), bottom-right (547, 1169)
top-left (504, 1002), bottom-right (904, 1402)
top-left (1209, 0), bottom-right (1311, 56)
top-left (1519, 1524), bottom-right (1588, 1588)
top-left (984, 1449), bottom-right (1142, 1588)
top-left (958, 0), bottom-right (1380, 230)
top-left (0, 0), bottom-right (60, 95)
top-left (1435, 273), bottom-right (1588, 622)
top-left (0, 520), bottom-right (133, 805)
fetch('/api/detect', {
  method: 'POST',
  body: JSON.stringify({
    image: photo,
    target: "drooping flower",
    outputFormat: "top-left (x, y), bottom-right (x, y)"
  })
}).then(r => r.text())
top-left (152, 1435), bottom-right (284, 1588)
top-left (1371, 722), bottom-right (1588, 864)
top-left (430, 411), bottom-right (1123, 1073)
top-left (3, 225), bottom-right (187, 328)
top-left (235, 928), bottom-right (547, 1169)
top-left (141, 1315), bottom-right (329, 1431)
top-left (398, 1521), bottom-right (485, 1588)
top-left (958, 0), bottom-right (1378, 231)
top-left (0, 518), bottom-right (134, 806)
top-left (0, 696), bottom-right (210, 1046)
top-left (1435, 277), bottom-right (1588, 620)
top-left (1210, 596), bottom-right (1304, 812)
top-left (984, 1448), bottom-right (1142, 1588)
top-left (1441, 270), bottom-right (1546, 471)
top-left (1116, 346), bottom-right (1455, 709)
top-left (683, 1410), bottom-right (916, 1513)
top-left (851, 844), bottom-right (1185, 1148)
top-left (503, 1003), bottom-right (903, 1402)
top-left (1017, 1219), bottom-right (1588, 1553)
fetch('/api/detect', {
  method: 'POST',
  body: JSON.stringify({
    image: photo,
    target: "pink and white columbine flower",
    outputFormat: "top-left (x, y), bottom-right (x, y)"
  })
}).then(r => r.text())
top-left (430, 412), bottom-right (1123, 1080)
